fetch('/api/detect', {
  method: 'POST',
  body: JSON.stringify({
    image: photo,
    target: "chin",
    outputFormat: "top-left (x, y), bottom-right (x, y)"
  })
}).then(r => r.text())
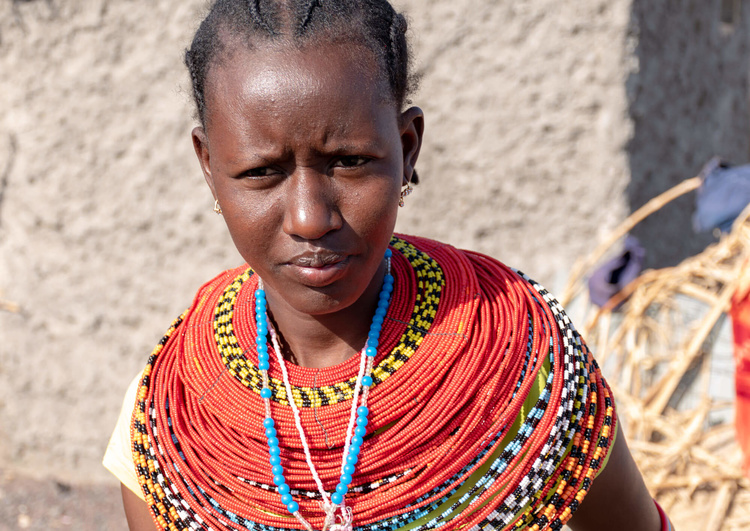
top-left (292, 287), bottom-right (365, 317)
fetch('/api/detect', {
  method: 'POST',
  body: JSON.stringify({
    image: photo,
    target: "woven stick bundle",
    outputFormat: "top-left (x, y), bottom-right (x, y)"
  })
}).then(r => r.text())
top-left (561, 183), bottom-right (750, 531)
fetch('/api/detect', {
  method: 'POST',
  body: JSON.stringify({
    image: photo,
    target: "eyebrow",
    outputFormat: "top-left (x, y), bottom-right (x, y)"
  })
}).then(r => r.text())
top-left (324, 142), bottom-right (383, 154)
top-left (226, 151), bottom-right (285, 167)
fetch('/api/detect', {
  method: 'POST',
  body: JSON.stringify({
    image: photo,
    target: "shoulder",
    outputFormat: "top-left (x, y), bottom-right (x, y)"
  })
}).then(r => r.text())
top-left (394, 233), bottom-right (547, 303)
top-left (135, 265), bottom-right (254, 355)
top-left (192, 264), bottom-right (253, 305)
top-left (394, 232), bottom-right (524, 276)
top-left (161, 264), bottom-right (255, 333)
top-left (102, 371), bottom-right (145, 501)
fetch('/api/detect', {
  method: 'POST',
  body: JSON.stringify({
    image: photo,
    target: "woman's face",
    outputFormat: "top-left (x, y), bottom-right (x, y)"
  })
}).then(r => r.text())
top-left (193, 42), bottom-right (423, 317)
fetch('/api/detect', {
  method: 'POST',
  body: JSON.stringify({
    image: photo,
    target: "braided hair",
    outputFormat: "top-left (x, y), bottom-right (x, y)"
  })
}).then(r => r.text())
top-left (185, 0), bottom-right (417, 127)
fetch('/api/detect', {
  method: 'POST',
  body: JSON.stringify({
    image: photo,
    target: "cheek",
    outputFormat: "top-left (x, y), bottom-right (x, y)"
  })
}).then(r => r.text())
top-left (344, 175), bottom-right (401, 239)
top-left (220, 193), bottom-right (281, 262)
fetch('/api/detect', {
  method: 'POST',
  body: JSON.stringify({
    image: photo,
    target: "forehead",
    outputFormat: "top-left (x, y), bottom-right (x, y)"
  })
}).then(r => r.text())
top-left (203, 41), bottom-right (394, 125)
top-left (201, 41), bottom-right (402, 164)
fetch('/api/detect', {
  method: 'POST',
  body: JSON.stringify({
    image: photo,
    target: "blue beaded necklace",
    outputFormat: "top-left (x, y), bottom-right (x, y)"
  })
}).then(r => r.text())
top-left (255, 250), bottom-right (394, 531)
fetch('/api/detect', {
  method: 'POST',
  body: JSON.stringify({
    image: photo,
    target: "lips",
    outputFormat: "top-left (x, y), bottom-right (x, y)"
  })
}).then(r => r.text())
top-left (285, 252), bottom-right (352, 287)
top-left (290, 252), bottom-right (347, 268)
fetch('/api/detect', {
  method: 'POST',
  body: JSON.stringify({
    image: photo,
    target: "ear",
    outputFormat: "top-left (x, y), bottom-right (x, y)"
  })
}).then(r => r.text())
top-left (399, 106), bottom-right (424, 185)
top-left (192, 126), bottom-right (216, 198)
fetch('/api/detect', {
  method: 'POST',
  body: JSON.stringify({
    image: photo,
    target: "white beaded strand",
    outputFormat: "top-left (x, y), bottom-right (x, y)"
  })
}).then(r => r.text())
top-left (255, 252), bottom-right (392, 531)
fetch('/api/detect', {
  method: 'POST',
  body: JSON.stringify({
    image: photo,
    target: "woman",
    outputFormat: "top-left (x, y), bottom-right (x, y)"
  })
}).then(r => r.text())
top-left (104, 1), bottom-right (672, 529)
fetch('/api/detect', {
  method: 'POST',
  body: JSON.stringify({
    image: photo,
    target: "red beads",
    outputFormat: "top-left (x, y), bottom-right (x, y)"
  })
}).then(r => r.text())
top-left (132, 235), bottom-right (616, 531)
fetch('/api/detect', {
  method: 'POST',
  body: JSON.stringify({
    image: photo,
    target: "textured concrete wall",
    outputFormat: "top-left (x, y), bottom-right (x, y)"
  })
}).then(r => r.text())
top-left (0, 0), bottom-right (720, 483)
top-left (398, 0), bottom-right (634, 288)
top-left (0, 0), bottom-right (239, 481)
top-left (626, 0), bottom-right (750, 268)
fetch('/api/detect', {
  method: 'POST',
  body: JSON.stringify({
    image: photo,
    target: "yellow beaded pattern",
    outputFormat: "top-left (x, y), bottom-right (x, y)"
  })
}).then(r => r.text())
top-left (212, 236), bottom-right (445, 407)
top-left (131, 311), bottom-right (187, 531)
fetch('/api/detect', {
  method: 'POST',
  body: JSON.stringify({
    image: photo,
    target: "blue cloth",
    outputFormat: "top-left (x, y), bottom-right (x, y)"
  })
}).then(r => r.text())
top-left (693, 157), bottom-right (750, 233)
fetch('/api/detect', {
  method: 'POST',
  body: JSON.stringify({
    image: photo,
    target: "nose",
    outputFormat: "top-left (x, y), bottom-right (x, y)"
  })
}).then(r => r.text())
top-left (282, 169), bottom-right (343, 240)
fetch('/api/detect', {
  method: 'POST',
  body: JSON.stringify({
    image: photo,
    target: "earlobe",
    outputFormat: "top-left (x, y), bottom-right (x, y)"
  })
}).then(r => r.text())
top-left (192, 126), bottom-right (216, 197)
top-left (399, 106), bottom-right (424, 184)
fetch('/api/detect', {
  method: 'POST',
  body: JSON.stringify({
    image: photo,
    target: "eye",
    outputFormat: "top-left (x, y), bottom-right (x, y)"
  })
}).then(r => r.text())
top-left (242, 167), bottom-right (282, 178)
top-left (333, 156), bottom-right (370, 168)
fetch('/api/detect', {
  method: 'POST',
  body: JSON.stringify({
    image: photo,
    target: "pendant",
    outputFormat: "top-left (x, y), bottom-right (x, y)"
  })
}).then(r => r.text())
top-left (327, 506), bottom-right (353, 531)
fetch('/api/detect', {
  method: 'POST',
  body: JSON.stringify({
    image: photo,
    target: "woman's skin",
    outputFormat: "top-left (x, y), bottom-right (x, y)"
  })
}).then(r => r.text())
top-left (122, 40), bottom-right (663, 531)
top-left (195, 42), bottom-right (422, 369)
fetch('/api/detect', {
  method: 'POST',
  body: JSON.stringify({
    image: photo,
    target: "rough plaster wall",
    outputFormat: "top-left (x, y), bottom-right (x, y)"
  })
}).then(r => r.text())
top-left (397, 0), bottom-right (634, 290)
top-left (0, 0), bottom-right (634, 481)
top-left (0, 0), bottom-right (240, 481)
top-left (626, 0), bottom-right (750, 269)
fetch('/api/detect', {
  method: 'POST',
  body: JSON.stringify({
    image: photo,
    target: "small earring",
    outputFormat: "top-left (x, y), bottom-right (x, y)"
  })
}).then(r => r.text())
top-left (213, 199), bottom-right (222, 215)
top-left (399, 181), bottom-right (413, 207)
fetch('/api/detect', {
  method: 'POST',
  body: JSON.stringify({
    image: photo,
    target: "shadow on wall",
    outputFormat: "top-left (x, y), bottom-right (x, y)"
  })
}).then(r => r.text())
top-left (625, 0), bottom-right (750, 269)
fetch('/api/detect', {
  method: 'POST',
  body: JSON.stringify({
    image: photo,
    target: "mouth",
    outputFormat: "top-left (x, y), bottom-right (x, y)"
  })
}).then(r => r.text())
top-left (285, 252), bottom-right (351, 287)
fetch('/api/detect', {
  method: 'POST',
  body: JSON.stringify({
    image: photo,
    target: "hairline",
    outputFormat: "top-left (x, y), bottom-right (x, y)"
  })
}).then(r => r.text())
top-left (200, 28), bottom-right (401, 130)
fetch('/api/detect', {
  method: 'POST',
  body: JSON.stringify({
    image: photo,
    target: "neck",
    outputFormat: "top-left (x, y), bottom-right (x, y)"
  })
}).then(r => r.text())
top-left (262, 262), bottom-right (386, 369)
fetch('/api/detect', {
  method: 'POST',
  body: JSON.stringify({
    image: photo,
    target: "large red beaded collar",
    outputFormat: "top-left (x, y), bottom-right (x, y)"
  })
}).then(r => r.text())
top-left (130, 234), bottom-right (616, 531)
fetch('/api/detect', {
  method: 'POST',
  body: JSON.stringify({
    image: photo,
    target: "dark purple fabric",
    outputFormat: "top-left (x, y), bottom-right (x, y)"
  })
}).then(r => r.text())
top-left (588, 236), bottom-right (646, 308)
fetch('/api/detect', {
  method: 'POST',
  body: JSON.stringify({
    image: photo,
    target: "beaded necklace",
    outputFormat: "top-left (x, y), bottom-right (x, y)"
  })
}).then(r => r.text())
top-left (131, 235), bottom-right (617, 531)
top-left (255, 250), bottom-right (394, 531)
